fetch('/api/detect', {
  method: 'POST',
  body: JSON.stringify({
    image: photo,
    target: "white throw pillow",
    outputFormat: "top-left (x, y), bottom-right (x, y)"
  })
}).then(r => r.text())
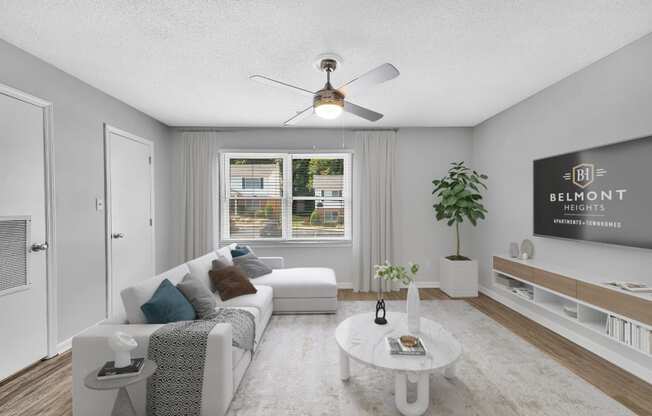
top-left (120, 263), bottom-right (190, 324)
top-left (186, 251), bottom-right (219, 290)
top-left (215, 243), bottom-right (237, 266)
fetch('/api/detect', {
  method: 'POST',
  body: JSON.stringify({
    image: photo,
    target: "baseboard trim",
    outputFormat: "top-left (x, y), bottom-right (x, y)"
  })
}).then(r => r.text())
top-left (55, 338), bottom-right (72, 355)
top-left (416, 281), bottom-right (440, 288)
top-left (337, 282), bottom-right (440, 290)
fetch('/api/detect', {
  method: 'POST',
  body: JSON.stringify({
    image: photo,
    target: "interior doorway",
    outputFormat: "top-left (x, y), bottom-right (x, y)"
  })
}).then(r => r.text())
top-left (104, 125), bottom-right (155, 319)
top-left (0, 83), bottom-right (57, 381)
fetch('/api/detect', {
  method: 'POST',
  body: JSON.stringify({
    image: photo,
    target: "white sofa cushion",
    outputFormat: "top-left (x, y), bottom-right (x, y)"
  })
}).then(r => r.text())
top-left (215, 244), bottom-right (235, 266)
top-left (252, 268), bottom-right (337, 298)
top-left (220, 284), bottom-right (272, 310)
top-left (186, 251), bottom-right (219, 291)
top-left (220, 285), bottom-right (273, 343)
top-left (272, 297), bottom-right (337, 314)
top-left (121, 263), bottom-right (190, 324)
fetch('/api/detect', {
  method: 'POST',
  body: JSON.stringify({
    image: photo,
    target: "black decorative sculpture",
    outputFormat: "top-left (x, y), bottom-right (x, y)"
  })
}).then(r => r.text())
top-left (375, 298), bottom-right (387, 325)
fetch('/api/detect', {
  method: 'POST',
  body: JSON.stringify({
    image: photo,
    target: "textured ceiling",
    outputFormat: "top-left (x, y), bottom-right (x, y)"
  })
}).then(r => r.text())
top-left (1, 1), bottom-right (652, 127)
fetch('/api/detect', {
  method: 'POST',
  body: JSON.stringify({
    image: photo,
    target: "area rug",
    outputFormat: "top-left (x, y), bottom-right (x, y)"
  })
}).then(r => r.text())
top-left (227, 300), bottom-right (634, 416)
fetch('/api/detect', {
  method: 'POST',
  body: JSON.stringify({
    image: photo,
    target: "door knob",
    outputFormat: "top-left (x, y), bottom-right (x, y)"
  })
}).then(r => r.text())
top-left (112, 233), bottom-right (125, 239)
top-left (31, 242), bottom-right (49, 252)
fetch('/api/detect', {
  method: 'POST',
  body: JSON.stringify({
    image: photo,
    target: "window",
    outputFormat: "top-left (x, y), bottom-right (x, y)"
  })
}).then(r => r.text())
top-left (324, 211), bottom-right (339, 223)
top-left (242, 177), bottom-right (264, 189)
top-left (221, 152), bottom-right (351, 241)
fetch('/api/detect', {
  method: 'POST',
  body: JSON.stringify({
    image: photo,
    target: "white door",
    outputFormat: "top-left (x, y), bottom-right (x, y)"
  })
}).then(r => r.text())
top-left (105, 126), bottom-right (154, 318)
top-left (0, 91), bottom-right (50, 380)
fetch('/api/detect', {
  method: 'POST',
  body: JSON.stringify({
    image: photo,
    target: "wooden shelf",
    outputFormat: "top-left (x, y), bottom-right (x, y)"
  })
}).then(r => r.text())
top-left (493, 256), bottom-right (652, 359)
top-left (577, 281), bottom-right (652, 327)
top-left (493, 256), bottom-right (652, 329)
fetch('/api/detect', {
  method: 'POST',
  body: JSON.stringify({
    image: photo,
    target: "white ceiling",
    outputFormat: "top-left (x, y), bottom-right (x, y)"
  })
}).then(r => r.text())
top-left (1, 1), bottom-right (652, 127)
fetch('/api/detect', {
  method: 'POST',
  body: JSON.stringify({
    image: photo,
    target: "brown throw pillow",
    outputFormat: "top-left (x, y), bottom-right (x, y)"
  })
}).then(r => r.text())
top-left (209, 266), bottom-right (257, 301)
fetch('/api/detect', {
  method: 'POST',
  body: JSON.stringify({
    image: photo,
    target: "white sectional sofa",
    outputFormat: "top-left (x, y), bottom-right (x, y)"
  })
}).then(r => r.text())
top-left (72, 248), bottom-right (337, 416)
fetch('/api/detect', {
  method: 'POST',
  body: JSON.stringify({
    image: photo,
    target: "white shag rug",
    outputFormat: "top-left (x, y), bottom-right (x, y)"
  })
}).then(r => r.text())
top-left (227, 300), bottom-right (634, 416)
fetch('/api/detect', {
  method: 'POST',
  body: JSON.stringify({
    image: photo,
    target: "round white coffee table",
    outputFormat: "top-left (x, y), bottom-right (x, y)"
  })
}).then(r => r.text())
top-left (335, 313), bottom-right (462, 416)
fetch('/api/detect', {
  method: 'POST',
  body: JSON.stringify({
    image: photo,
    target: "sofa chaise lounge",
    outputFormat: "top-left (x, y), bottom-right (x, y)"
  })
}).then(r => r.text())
top-left (72, 247), bottom-right (337, 416)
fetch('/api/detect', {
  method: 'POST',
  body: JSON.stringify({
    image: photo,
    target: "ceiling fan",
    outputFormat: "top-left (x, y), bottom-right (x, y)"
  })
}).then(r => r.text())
top-left (250, 55), bottom-right (399, 126)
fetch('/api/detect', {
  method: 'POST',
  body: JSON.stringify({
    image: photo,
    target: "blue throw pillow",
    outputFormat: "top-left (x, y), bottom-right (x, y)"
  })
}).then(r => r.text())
top-left (230, 245), bottom-right (250, 258)
top-left (141, 279), bottom-right (196, 324)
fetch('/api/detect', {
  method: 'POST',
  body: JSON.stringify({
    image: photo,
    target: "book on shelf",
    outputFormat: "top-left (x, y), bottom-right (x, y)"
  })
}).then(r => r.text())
top-left (386, 337), bottom-right (428, 356)
top-left (96, 358), bottom-right (145, 380)
top-left (604, 281), bottom-right (652, 293)
top-left (511, 287), bottom-right (533, 300)
top-left (605, 315), bottom-right (651, 354)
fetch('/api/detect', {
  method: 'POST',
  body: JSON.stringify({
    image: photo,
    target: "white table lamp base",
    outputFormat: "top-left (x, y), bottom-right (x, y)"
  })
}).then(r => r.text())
top-left (114, 351), bottom-right (131, 368)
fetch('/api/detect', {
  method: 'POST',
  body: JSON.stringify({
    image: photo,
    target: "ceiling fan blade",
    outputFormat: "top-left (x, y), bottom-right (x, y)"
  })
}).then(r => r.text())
top-left (344, 101), bottom-right (383, 122)
top-left (338, 63), bottom-right (399, 97)
top-left (283, 106), bottom-right (314, 126)
top-left (249, 75), bottom-right (315, 96)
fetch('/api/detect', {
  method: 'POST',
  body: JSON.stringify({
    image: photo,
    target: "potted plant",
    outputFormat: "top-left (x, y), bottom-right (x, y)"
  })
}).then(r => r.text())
top-left (374, 261), bottom-right (420, 332)
top-left (432, 162), bottom-right (488, 297)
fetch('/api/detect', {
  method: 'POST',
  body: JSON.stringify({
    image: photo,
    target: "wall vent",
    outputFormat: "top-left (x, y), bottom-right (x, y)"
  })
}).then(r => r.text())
top-left (0, 217), bottom-right (29, 294)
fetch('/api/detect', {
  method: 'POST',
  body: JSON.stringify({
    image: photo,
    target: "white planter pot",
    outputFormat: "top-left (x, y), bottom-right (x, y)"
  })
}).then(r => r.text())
top-left (439, 257), bottom-right (478, 298)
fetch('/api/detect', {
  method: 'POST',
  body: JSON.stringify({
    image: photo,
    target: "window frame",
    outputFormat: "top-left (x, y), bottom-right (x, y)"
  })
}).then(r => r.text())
top-left (220, 151), bottom-right (352, 243)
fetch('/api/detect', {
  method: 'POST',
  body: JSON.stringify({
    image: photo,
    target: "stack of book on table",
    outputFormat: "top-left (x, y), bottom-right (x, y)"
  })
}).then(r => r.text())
top-left (386, 336), bottom-right (427, 356)
top-left (96, 358), bottom-right (145, 380)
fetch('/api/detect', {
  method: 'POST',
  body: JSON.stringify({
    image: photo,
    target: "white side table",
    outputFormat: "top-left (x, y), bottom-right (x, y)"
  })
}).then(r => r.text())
top-left (335, 313), bottom-right (462, 416)
top-left (84, 359), bottom-right (157, 416)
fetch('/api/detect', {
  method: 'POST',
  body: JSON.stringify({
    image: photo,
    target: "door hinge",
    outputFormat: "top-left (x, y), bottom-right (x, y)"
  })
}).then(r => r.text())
top-left (149, 218), bottom-right (153, 226)
top-left (148, 156), bottom-right (152, 165)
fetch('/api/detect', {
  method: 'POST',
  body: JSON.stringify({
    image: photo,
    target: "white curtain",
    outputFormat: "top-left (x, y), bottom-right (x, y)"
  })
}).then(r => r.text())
top-left (175, 131), bottom-right (221, 261)
top-left (353, 130), bottom-right (399, 292)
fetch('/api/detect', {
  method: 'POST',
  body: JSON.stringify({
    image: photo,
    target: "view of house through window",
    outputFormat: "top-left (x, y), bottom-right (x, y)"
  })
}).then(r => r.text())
top-left (221, 152), bottom-right (351, 241)
top-left (291, 157), bottom-right (346, 238)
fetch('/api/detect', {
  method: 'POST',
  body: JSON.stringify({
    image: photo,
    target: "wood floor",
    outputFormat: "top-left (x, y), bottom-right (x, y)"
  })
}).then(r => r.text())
top-left (1, 289), bottom-right (651, 416)
top-left (0, 350), bottom-right (72, 416)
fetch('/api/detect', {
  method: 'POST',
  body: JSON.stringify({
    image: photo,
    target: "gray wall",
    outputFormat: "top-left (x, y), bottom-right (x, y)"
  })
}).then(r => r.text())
top-left (394, 128), bottom-right (474, 282)
top-left (6, 25), bottom-right (651, 346)
top-left (171, 127), bottom-right (474, 286)
top-left (471, 32), bottom-right (652, 289)
top-left (0, 39), bottom-right (176, 344)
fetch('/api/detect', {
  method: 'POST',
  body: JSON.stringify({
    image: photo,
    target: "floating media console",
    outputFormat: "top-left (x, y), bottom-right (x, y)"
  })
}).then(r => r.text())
top-left (491, 255), bottom-right (652, 382)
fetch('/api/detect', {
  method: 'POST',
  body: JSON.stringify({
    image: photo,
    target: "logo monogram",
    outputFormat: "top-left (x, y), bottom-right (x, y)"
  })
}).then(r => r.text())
top-left (572, 163), bottom-right (594, 188)
top-left (562, 163), bottom-right (607, 188)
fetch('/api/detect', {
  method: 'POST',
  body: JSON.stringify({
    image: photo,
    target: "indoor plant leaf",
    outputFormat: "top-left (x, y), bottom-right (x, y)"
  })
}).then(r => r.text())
top-left (432, 162), bottom-right (488, 259)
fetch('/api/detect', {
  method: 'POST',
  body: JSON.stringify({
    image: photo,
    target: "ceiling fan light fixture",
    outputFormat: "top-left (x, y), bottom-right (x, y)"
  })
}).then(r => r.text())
top-left (250, 55), bottom-right (398, 125)
top-left (314, 101), bottom-right (343, 119)
top-left (313, 88), bottom-right (344, 120)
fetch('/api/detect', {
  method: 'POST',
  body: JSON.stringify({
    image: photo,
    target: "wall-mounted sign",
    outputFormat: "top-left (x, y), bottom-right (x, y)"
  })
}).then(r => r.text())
top-left (533, 135), bottom-right (652, 249)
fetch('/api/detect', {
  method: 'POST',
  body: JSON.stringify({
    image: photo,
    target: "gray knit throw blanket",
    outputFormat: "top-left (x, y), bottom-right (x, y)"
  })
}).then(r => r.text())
top-left (146, 308), bottom-right (256, 416)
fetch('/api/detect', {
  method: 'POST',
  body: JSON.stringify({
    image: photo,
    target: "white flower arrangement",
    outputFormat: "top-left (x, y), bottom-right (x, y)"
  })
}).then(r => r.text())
top-left (373, 261), bottom-right (420, 286)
